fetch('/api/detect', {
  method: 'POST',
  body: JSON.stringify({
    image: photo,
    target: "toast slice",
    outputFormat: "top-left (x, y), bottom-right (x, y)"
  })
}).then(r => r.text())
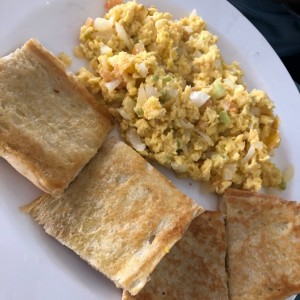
top-left (0, 39), bottom-right (113, 195)
top-left (22, 139), bottom-right (203, 295)
top-left (221, 188), bottom-right (300, 300)
top-left (122, 211), bottom-right (228, 300)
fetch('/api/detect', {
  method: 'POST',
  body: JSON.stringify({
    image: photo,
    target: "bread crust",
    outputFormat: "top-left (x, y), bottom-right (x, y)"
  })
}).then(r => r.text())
top-left (22, 139), bottom-right (203, 295)
top-left (1, 146), bottom-right (59, 194)
top-left (0, 39), bottom-right (114, 195)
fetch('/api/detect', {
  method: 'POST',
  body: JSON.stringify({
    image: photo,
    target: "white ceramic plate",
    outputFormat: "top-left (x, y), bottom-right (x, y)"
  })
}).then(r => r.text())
top-left (0, 0), bottom-right (299, 299)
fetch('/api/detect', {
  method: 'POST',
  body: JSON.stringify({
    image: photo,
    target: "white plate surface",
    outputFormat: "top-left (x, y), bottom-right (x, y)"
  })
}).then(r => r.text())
top-left (0, 0), bottom-right (299, 299)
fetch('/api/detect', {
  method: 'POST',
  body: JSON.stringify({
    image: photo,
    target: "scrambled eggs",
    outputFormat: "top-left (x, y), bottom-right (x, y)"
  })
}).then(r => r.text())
top-left (76, 1), bottom-right (283, 193)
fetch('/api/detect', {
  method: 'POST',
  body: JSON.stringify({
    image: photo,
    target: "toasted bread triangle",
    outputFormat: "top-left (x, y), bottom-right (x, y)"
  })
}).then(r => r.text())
top-left (221, 188), bottom-right (300, 300)
top-left (123, 211), bottom-right (228, 300)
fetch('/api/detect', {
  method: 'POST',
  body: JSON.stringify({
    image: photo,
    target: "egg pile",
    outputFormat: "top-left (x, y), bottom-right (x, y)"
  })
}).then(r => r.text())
top-left (76, 1), bottom-right (282, 193)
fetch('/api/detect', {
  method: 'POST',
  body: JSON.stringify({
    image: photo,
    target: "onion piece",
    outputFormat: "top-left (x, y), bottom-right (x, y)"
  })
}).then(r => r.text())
top-left (183, 26), bottom-right (193, 33)
top-left (253, 141), bottom-right (264, 150)
top-left (117, 108), bottom-right (130, 120)
top-left (105, 79), bottom-right (121, 92)
top-left (180, 120), bottom-right (194, 129)
top-left (223, 163), bottom-right (237, 181)
top-left (100, 44), bottom-right (112, 55)
top-left (223, 77), bottom-right (235, 90)
top-left (190, 9), bottom-right (197, 17)
top-left (241, 145), bottom-right (255, 164)
top-left (126, 127), bottom-right (146, 152)
top-left (132, 43), bottom-right (145, 54)
top-left (94, 17), bottom-right (113, 32)
top-left (137, 85), bottom-right (147, 104)
top-left (283, 165), bottom-right (294, 182)
top-left (115, 22), bottom-right (133, 50)
top-left (190, 91), bottom-right (211, 108)
top-left (145, 85), bottom-right (158, 98)
top-left (195, 129), bottom-right (214, 146)
top-left (136, 62), bottom-right (148, 78)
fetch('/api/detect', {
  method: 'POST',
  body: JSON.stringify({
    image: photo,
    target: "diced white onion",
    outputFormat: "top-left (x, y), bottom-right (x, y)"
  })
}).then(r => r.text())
top-left (136, 62), bottom-right (148, 78)
top-left (94, 17), bottom-right (113, 32)
top-left (223, 163), bottom-right (237, 181)
top-left (169, 88), bottom-right (179, 98)
top-left (241, 145), bottom-right (256, 164)
top-left (100, 44), bottom-right (112, 55)
top-left (190, 9), bottom-right (197, 17)
top-left (253, 141), bottom-right (264, 150)
top-left (145, 85), bottom-right (158, 98)
top-left (137, 85), bottom-right (147, 103)
top-left (117, 108), bottom-right (130, 120)
top-left (241, 139), bottom-right (265, 164)
top-left (196, 130), bottom-right (214, 146)
top-left (115, 22), bottom-right (133, 50)
top-left (190, 91), bottom-right (211, 108)
top-left (171, 162), bottom-right (188, 173)
top-left (283, 165), bottom-right (295, 182)
top-left (223, 78), bottom-right (235, 90)
top-left (132, 42), bottom-right (145, 54)
top-left (105, 79), bottom-right (121, 92)
top-left (180, 120), bottom-right (194, 129)
top-left (183, 26), bottom-right (193, 33)
top-left (126, 127), bottom-right (146, 152)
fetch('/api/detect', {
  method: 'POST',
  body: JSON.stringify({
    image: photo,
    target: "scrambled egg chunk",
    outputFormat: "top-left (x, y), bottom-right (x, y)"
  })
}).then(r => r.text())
top-left (76, 1), bottom-right (282, 193)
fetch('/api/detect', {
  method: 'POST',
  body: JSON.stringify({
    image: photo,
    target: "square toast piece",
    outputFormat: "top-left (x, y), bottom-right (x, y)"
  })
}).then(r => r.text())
top-left (22, 139), bottom-right (203, 295)
top-left (0, 39), bottom-right (113, 195)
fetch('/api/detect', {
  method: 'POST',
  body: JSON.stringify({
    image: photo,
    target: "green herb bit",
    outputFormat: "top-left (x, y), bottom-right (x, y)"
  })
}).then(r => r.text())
top-left (211, 80), bottom-right (226, 99)
top-left (278, 178), bottom-right (287, 190)
top-left (219, 110), bottom-right (231, 125)
top-left (153, 75), bottom-right (159, 81)
top-left (135, 108), bottom-right (144, 117)
top-left (159, 91), bottom-right (169, 104)
top-left (163, 75), bottom-right (172, 82)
